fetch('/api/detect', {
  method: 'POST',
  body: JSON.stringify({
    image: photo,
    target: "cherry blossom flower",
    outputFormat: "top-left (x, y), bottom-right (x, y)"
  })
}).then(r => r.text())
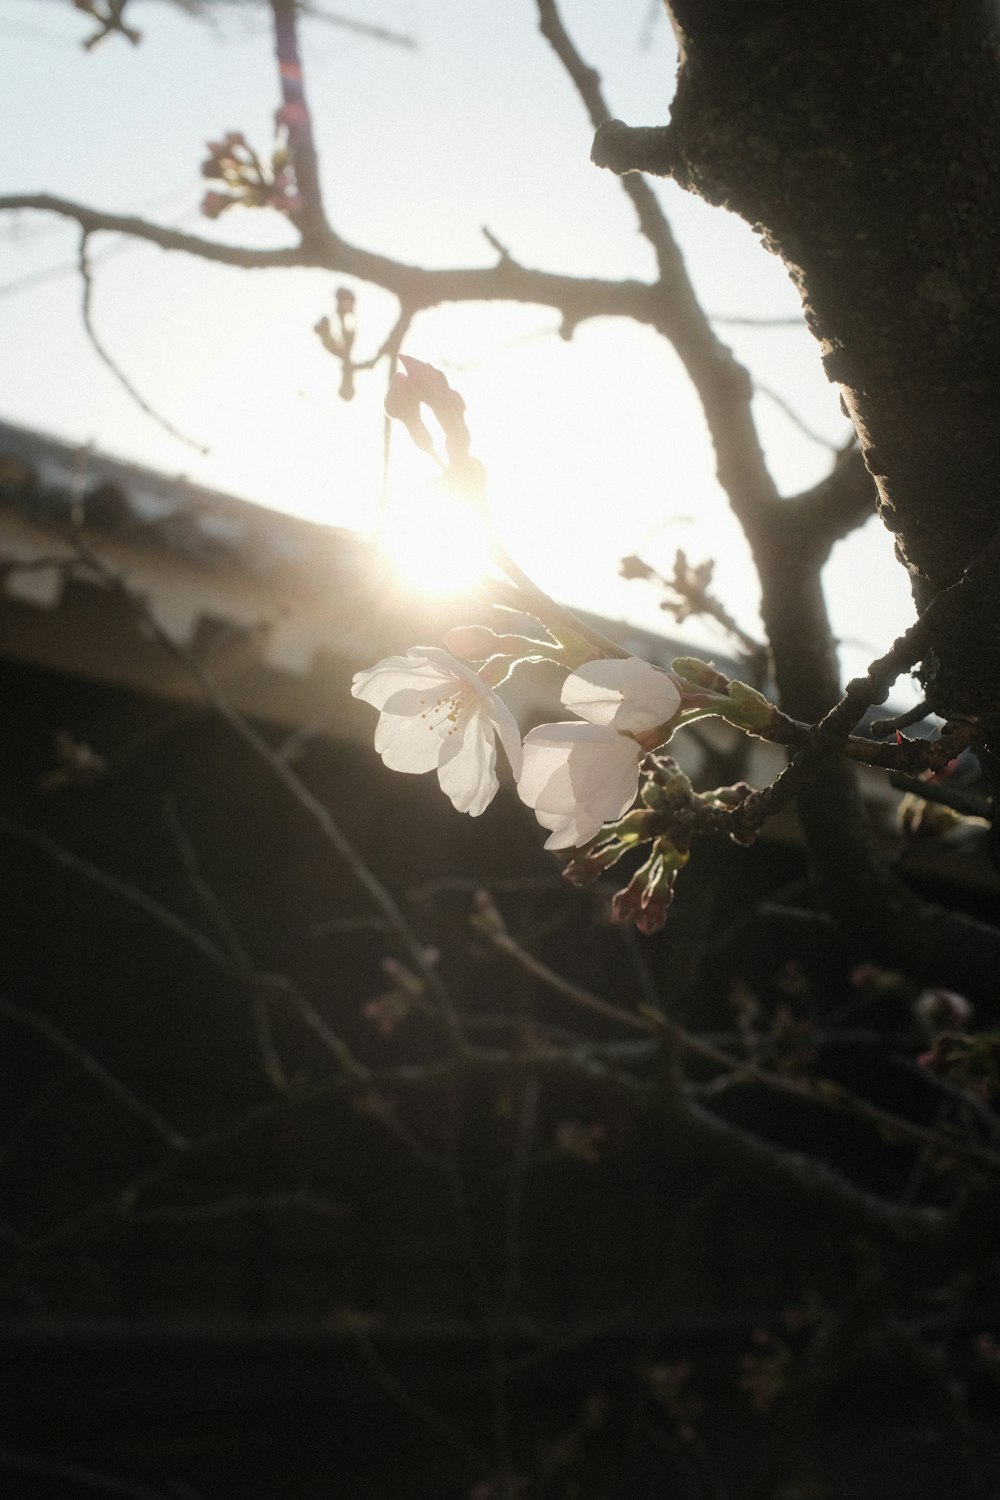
top-left (518, 657), bottom-right (682, 849)
top-left (351, 647), bottom-right (521, 816)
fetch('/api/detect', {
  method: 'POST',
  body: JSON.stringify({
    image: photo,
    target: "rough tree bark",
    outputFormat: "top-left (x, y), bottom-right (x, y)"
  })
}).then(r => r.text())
top-left (594, 1), bottom-right (1000, 740)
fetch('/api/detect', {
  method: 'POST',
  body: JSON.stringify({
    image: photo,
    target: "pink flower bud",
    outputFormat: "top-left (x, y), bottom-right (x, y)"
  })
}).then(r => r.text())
top-left (200, 190), bottom-right (233, 220)
top-left (442, 626), bottom-right (505, 661)
top-left (275, 101), bottom-right (308, 131)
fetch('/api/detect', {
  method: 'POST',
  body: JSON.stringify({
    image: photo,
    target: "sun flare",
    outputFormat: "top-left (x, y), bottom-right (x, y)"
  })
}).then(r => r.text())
top-left (378, 482), bottom-right (494, 597)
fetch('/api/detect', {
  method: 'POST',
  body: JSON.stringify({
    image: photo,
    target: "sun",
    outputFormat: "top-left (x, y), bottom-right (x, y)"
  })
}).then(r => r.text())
top-left (378, 479), bottom-right (495, 597)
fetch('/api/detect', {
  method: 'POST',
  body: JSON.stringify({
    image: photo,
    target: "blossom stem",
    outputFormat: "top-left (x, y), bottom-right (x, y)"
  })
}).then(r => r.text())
top-left (491, 540), bottom-right (629, 660)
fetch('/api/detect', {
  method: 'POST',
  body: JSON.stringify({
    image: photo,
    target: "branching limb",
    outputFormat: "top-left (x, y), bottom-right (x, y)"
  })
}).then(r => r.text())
top-left (755, 381), bottom-right (846, 452)
top-left (473, 901), bottom-right (1000, 1180)
top-left (347, 1318), bottom-right (490, 1472)
top-left (0, 1449), bottom-right (171, 1500)
top-left (62, 534), bottom-right (465, 1047)
top-left (889, 773), bottom-right (992, 822)
top-left (126, 1188), bottom-right (348, 1224)
top-left (270, 0), bottom-right (328, 246)
top-left (161, 797), bottom-right (289, 1090)
top-left (0, 813), bottom-right (367, 1082)
top-left (0, 193), bottom-right (672, 328)
top-left (538, 0), bottom-right (782, 546)
top-left (77, 231), bottom-right (208, 454)
top-left (0, 993), bottom-right (188, 1150)
top-left (536, 0), bottom-right (686, 288)
top-left (781, 446), bottom-right (877, 554)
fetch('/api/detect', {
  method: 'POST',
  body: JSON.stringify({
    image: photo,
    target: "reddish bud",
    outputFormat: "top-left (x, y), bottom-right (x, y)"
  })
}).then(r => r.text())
top-left (200, 190), bottom-right (234, 220)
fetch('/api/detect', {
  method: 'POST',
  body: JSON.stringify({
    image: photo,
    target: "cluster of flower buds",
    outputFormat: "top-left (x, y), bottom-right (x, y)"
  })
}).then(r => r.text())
top-left (620, 548), bottom-right (716, 624)
top-left (918, 1027), bottom-right (999, 1101)
top-left (361, 951), bottom-right (438, 1037)
top-left (314, 287), bottom-right (358, 400)
top-left (556, 759), bottom-right (753, 933)
top-left (608, 835), bottom-right (690, 934)
top-left (199, 131), bottom-right (302, 221)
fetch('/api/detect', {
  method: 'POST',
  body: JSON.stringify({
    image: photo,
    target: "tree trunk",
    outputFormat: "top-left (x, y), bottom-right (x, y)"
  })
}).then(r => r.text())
top-left (596, 1), bottom-right (1000, 732)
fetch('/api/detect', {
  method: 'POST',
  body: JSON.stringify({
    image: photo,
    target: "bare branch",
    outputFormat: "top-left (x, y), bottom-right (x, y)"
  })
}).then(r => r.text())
top-left (0, 814), bottom-right (237, 979)
top-left (755, 381), bottom-right (845, 451)
top-left (782, 446), bottom-right (877, 554)
top-left (0, 1450), bottom-right (171, 1500)
top-left (127, 1188), bottom-right (348, 1223)
top-left (0, 193), bottom-right (670, 328)
top-left (270, 0), bottom-right (328, 245)
top-left (301, 5), bottom-right (417, 49)
top-left (161, 796), bottom-right (289, 1090)
top-left (64, 534), bottom-right (465, 1048)
top-left (77, 231), bottom-right (208, 454)
top-left (0, 994), bottom-right (188, 1150)
top-left (0, 810), bottom-right (366, 1082)
top-left (889, 773), bottom-right (992, 821)
top-left (476, 905), bottom-right (1000, 1181)
top-left (347, 1320), bottom-right (490, 1471)
top-left (539, 0), bottom-right (782, 545)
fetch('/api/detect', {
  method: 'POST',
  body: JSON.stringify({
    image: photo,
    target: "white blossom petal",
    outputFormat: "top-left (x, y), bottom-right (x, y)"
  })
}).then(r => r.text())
top-left (437, 707), bottom-right (497, 815)
top-left (352, 646), bottom-right (521, 815)
top-left (538, 807), bottom-right (605, 851)
top-left (518, 721), bottom-right (641, 850)
top-left (486, 695), bottom-right (523, 781)
top-left (516, 721), bottom-right (598, 805)
top-left (352, 649), bottom-right (456, 710)
top-left (561, 656), bottom-right (681, 736)
top-left (373, 710), bottom-right (444, 773)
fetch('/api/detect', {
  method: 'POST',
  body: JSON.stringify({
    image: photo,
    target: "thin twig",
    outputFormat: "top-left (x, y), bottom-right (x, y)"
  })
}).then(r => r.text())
top-left (0, 814), bottom-right (237, 977)
top-left (889, 772), bottom-right (991, 820)
top-left (0, 191), bottom-right (704, 335)
top-left (0, 1049), bottom-right (647, 1301)
top-left (77, 230), bottom-right (208, 454)
top-left (349, 1323), bottom-right (490, 1471)
top-left (301, 5), bottom-right (417, 48)
top-left (540, 0), bottom-right (782, 545)
top-left (0, 1449), bottom-right (173, 1500)
top-left (0, 812), bottom-right (366, 1081)
top-left (755, 381), bottom-right (846, 450)
top-left (481, 919), bottom-right (1000, 1178)
top-left (127, 1188), bottom-right (348, 1223)
top-left (447, 1148), bottom-right (513, 1481)
top-left (0, 994), bottom-right (188, 1150)
top-left (161, 796), bottom-right (288, 1089)
top-left (500, 1075), bottom-right (540, 1320)
top-left (709, 312), bottom-right (805, 328)
top-left (66, 534), bottom-right (465, 1048)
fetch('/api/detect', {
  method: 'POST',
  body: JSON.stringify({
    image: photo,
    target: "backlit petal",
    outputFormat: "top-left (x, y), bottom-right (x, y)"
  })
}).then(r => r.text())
top-left (561, 656), bottom-right (681, 735)
top-left (352, 649), bottom-right (457, 710)
top-left (437, 706), bottom-right (497, 815)
top-left (373, 711), bottom-right (444, 773)
top-left (517, 722), bottom-right (613, 807)
top-left (519, 721), bottom-right (641, 850)
top-left (486, 695), bottom-right (523, 779)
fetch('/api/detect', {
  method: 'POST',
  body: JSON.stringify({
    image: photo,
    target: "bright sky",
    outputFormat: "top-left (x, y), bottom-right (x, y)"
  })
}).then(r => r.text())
top-left (0, 0), bottom-right (915, 680)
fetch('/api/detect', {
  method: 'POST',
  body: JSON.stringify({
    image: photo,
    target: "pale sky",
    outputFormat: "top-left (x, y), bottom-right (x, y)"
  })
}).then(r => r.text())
top-left (0, 0), bottom-right (915, 680)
